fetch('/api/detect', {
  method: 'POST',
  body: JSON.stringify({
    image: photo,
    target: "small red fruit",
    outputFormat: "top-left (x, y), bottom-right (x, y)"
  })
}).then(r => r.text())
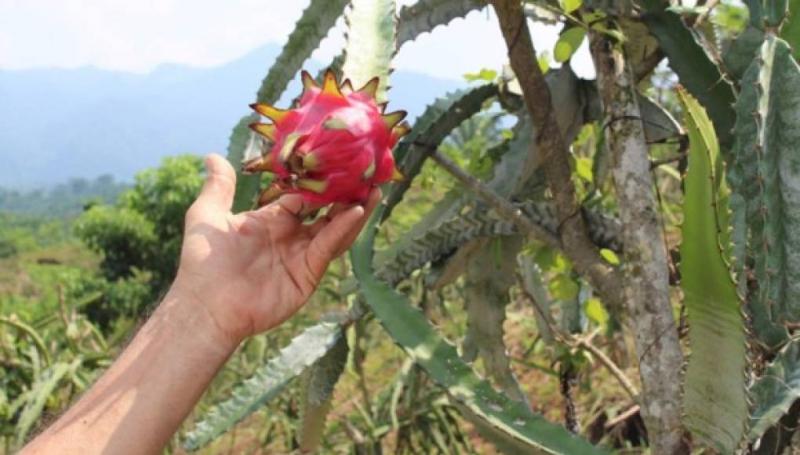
top-left (244, 70), bottom-right (409, 207)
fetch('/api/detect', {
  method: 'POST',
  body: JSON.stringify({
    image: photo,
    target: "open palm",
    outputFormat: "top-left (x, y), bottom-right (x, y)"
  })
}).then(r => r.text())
top-left (174, 154), bottom-right (379, 343)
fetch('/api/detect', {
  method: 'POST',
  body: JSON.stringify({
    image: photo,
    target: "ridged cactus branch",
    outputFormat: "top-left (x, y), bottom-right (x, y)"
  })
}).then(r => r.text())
top-left (396, 0), bottom-right (486, 45)
top-left (351, 208), bottom-right (611, 454)
top-left (463, 237), bottom-right (531, 408)
top-left (430, 150), bottom-right (560, 248)
top-left (490, 0), bottom-right (624, 314)
top-left (728, 35), bottom-right (800, 348)
top-left (678, 88), bottom-right (748, 453)
top-left (589, 30), bottom-right (687, 454)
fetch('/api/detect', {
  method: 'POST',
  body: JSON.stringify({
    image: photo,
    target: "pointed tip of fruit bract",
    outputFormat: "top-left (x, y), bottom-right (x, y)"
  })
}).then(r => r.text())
top-left (250, 123), bottom-right (277, 141)
top-left (252, 103), bottom-right (288, 123)
top-left (357, 77), bottom-right (380, 99)
top-left (258, 183), bottom-right (285, 207)
top-left (393, 121), bottom-right (412, 139)
top-left (391, 166), bottom-right (404, 182)
top-left (301, 70), bottom-right (317, 93)
top-left (383, 111), bottom-right (407, 129)
top-left (242, 154), bottom-right (274, 174)
top-left (322, 70), bottom-right (343, 98)
top-left (341, 79), bottom-right (355, 94)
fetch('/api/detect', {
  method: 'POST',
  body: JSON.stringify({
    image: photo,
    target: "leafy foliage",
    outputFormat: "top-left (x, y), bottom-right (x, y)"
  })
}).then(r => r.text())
top-left (14, 0), bottom-right (800, 452)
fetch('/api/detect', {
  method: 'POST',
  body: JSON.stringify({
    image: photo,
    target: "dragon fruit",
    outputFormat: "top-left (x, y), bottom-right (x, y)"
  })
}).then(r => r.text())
top-left (244, 70), bottom-right (409, 207)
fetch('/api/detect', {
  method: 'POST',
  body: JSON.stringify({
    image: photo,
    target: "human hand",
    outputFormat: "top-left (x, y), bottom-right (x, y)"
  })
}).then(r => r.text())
top-left (170, 154), bottom-right (380, 346)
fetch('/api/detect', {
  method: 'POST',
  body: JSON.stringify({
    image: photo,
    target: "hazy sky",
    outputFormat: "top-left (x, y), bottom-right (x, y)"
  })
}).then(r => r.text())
top-left (0, 0), bottom-right (594, 80)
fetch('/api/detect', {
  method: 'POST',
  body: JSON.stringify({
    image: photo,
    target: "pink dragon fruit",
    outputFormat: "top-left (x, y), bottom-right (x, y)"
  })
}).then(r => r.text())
top-left (244, 70), bottom-right (409, 207)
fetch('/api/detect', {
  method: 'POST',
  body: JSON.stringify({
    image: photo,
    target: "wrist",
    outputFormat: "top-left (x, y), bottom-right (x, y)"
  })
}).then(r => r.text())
top-left (161, 282), bottom-right (244, 355)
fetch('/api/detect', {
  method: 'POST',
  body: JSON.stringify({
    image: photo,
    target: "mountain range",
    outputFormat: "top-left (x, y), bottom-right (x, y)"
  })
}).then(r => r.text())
top-left (0, 44), bottom-right (461, 188)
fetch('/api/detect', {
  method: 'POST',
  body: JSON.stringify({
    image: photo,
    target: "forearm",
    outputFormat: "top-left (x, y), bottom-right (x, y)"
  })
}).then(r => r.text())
top-left (23, 289), bottom-right (239, 455)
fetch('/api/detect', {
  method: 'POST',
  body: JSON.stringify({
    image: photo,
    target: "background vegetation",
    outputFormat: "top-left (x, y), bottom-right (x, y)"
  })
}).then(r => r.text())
top-left (5, 0), bottom-right (800, 453)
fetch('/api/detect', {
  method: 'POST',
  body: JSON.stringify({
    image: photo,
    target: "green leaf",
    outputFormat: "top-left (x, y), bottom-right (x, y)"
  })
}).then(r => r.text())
top-left (749, 341), bottom-right (800, 440)
top-left (342, 0), bottom-right (397, 103)
top-left (575, 156), bottom-right (593, 183)
top-left (599, 248), bottom-right (620, 265)
top-left (677, 88), bottom-right (748, 453)
top-left (397, 0), bottom-right (485, 45)
top-left (728, 36), bottom-right (800, 347)
top-left (641, 0), bottom-right (737, 148)
top-left (549, 275), bottom-right (580, 301)
top-left (560, 0), bottom-right (583, 14)
top-left (464, 68), bottom-right (498, 82)
top-left (583, 298), bottom-right (609, 328)
top-left (256, 0), bottom-right (349, 104)
top-left (351, 208), bottom-right (610, 455)
top-left (554, 27), bottom-right (586, 63)
top-left (183, 322), bottom-right (344, 451)
top-left (226, 115), bottom-right (262, 213)
top-left (538, 53), bottom-right (551, 74)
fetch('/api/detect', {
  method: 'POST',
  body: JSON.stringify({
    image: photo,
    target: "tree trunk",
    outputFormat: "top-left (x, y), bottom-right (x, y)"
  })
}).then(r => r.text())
top-left (589, 32), bottom-right (688, 454)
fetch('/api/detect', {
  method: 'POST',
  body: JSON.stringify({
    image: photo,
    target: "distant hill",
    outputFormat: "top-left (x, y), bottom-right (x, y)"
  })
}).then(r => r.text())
top-left (0, 44), bottom-right (460, 188)
top-left (0, 175), bottom-right (128, 218)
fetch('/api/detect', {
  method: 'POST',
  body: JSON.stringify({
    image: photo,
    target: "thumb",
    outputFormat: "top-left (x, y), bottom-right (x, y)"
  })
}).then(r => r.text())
top-left (197, 154), bottom-right (236, 212)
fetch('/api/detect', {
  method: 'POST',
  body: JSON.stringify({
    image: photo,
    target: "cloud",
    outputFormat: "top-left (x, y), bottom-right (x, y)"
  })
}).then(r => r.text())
top-left (0, 0), bottom-right (594, 80)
